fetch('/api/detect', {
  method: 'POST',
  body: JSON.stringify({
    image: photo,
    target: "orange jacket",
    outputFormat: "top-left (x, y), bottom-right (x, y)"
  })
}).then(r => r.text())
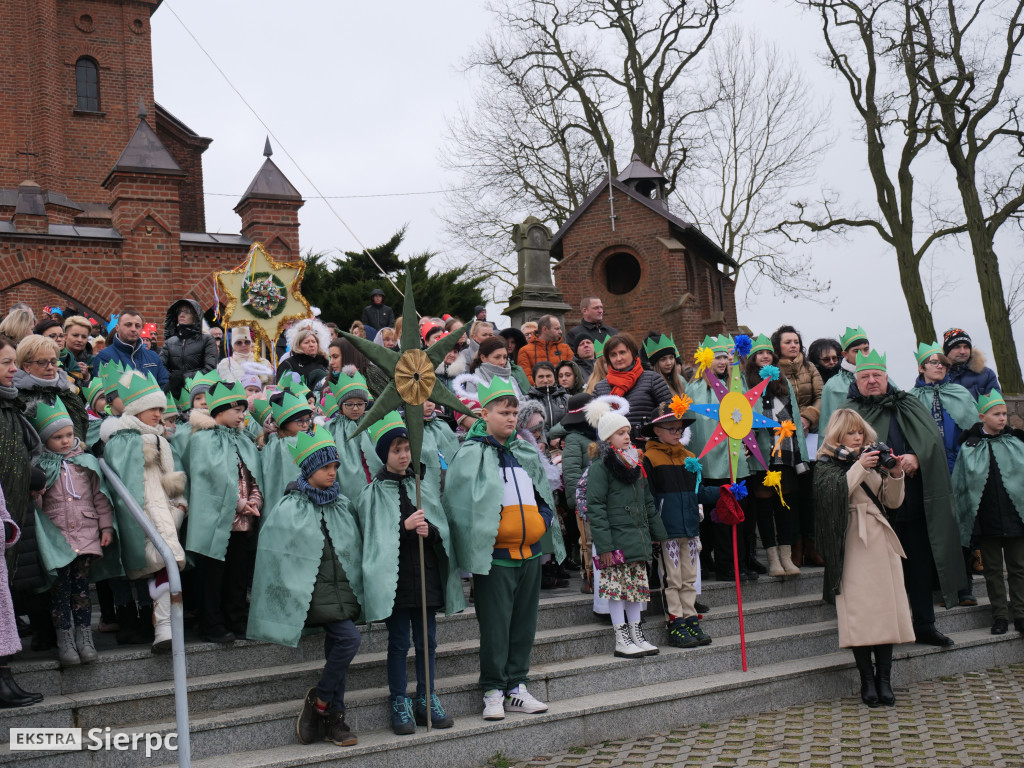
top-left (519, 338), bottom-right (575, 384)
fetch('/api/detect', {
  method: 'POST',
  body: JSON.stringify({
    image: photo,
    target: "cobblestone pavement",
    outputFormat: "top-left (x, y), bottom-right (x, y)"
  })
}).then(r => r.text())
top-left (506, 664), bottom-right (1024, 768)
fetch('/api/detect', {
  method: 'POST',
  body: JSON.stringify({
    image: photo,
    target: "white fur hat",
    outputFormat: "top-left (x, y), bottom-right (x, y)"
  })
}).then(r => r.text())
top-left (585, 395), bottom-right (631, 441)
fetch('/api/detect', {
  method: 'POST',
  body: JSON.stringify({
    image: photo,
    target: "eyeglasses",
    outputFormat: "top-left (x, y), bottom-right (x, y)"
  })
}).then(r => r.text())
top-left (819, 355), bottom-right (839, 363)
top-left (655, 425), bottom-right (684, 434)
top-left (292, 416), bottom-right (313, 427)
top-left (342, 401), bottom-right (367, 409)
top-left (27, 358), bottom-right (58, 368)
top-left (925, 360), bottom-right (948, 368)
top-left (234, 340), bottom-right (252, 346)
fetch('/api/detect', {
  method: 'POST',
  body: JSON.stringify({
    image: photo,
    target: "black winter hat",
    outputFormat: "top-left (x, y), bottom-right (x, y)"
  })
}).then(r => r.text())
top-left (370, 288), bottom-right (385, 298)
top-left (942, 328), bottom-right (972, 356)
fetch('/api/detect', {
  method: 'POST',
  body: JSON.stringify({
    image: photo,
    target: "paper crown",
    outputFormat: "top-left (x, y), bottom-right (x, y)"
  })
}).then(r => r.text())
top-left (478, 376), bottom-right (517, 407)
top-left (977, 391), bottom-right (1006, 415)
top-left (206, 380), bottom-right (247, 413)
top-left (369, 411), bottom-right (408, 445)
top-left (185, 371), bottom-right (220, 394)
top-left (592, 334), bottom-right (612, 358)
top-left (322, 392), bottom-right (340, 419)
top-left (840, 326), bottom-right (868, 351)
top-left (99, 360), bottom-right (125, 396)
top-left (643, 334), bottom-right (678, 362)
top-left (31, 399), bottom-right (72, 434)
top-left (288, 426), bottom-right (338, 466)
top-left (748, 334), bottom-right (774, 356)
top-left (119, 370), bottom-right (163, 407)
top-left (700, 335), bottom-right (732, 354)
top-left (164, 392), bottom-right (178, 415)
top-left (914, 341), bottom-right (944, 367)
top-left (83, 378), bottom-right (106, 408)
top-left (271, 391), bottom-right (311, 426)
top-left (278, 372), bottom-right (311, 400)
top-left (855, 349), bottom-right (887, 373)
top-left (252, 398), bottom-right (273, 425)
top-left (175, 386), bottom-right (192, 410)
top-left (330, 370), bottom-right (369, 402)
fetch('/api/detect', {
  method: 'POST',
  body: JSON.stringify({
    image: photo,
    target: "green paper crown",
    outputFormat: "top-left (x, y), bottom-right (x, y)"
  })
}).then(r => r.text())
top-left (280, 376), bottom-right (311, 401)
top-left (840, 326), bottom-right (868, 351)
top-left (206, 380), bottom-right (247, 413)
top-left (369, 410), bottom-right (407, 445)
top-left (83, 378), bottom-right (106, 408)
top-left (185, 371), bottom-right (220, 393)
top-left (478, 376), bottom-right (517, 407)
top-left (330, 371), bottom-right (369, 401)
top-left (914, 341), bottom-right (944, 367)
top-left (119, 371), bottom-right (162, 407)
top-left (977, 391), bottom-right (1006, 415)
top-left (749, 333), bottom-right (774, 356)
top-left (592, 334), bottom-right (612, 359)
top-left (288, 426), bottom-right (337, 466)
top-left (271, 391), bottom-right (311, 426)
top-left (252, 398), bottom-right (273, 425)
top-left (855, 349), bottom-right (887, 373)
top-left (164, 392), bottom-right (178, 415)
top-left (31, 399), bottom-right (72, 434)
top-left (322, 392), bottom-right (340, 419)
top-left (99, 360), bottom-right (125, 396)
top-left (175, 386), bottom-right (192, 410)
top-left (643, 334), bottom-right (678, 361)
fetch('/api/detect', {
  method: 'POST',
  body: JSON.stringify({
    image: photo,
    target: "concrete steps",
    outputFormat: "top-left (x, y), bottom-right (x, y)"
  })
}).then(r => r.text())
top-left (2, 569), bottom-right (1018, 768)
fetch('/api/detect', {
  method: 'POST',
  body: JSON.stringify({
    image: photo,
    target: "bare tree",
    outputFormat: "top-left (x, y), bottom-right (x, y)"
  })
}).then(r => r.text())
top-left (780, 0), bottom-right (967, 342)
top-left (921, 251), bottom-right (959, 314)
top-left (1006, 256), bottom-right (1024, 326)
top-left (910, 0), bottom-right (1024, 391)
top-left (677, 29), bottom-right (832, 304)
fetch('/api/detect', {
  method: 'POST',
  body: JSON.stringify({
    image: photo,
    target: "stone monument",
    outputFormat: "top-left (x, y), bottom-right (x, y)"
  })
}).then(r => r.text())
top-left (502, 216), bottom-right (571, 330)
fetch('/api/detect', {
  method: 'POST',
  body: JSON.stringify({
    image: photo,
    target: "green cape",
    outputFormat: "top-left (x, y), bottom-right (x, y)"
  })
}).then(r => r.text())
top-left (246, 490), bottom-right (363, 647)
top-left (442, 421), bottom-right (565, 575)
top-left (170, 421), bottom-right (192, 466)
top-left (353, 473), bottom-right (466, 623)
top-left (102, 431), bottom-right (159, 573)
top-left (421, 417), bottom-right (460, 500)
top-left (908, 382), bottom-right (980, 432)
top-left (258, 435), bottom-right (299, 520)
top-left (243, 412), bottom-right (263, 443)
top-left (85, 417), bottom-right (103, 451)
top-left (33, 448), bottom-right (124, 584)
top-left (327, 415), bottom-right (382, 503)
top-left (818, 369), bottom-right (855, 436)
top-left (685, 374), bottom-right (751, 480)
top-left (843, 388), bottom-right (965, 609)
top-left (951, 431), bottom-right (1024, 546)
top-left (183, 425), bottom-right (264, 560)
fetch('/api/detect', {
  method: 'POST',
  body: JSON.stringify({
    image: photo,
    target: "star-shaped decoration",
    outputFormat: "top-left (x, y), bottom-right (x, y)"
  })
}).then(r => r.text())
top-left (688, 346), bottom-right (781, 484)
top-left (339, 271), bottom-right (471, 472)
top-left (216, 242), bottom-right (310, 348)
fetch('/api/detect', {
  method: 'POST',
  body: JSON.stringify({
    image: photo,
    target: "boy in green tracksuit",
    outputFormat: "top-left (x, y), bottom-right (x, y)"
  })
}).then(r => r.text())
top-left (443, 376), bottom-right (565, 721)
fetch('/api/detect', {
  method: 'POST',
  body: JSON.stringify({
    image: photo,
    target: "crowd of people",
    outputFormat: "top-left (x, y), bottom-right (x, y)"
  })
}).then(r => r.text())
top-left (0, 289), bottom-right (1021, 747)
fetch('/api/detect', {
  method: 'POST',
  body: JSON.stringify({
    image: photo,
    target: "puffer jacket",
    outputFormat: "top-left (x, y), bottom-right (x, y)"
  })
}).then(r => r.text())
top-left (306, 516), bottom-right (361, 625)
top-left (778, 354), bottom-right (823, 431)
top-left (38, 443), bottom-right (115, 556)
top-left (520, 338), bottom-right (575, 385)
top-left (948, 348), bottom-right (1001, 399)
top-left (160, 299), bottom-right (218, 397)
top-left (277, 352), bottom-right (330, 391)
top-left (593, 370), bottom-right (673, 431)
top-left (561, 426), bottom-right (595, 511)
top-left (527, 384), bottom-right (569, 429)
top-left (642, 439), bottom-right (720, 539)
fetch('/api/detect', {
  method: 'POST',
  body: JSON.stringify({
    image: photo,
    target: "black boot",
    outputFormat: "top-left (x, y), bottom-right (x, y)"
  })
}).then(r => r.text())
top-left (874, 644), bottom-right (895, 706)
top-left (115, 604), bottom-right (149, 645)
top-left (0, 667), bottom-right (41, 708)
top-left (852, 647), bottom-right (880, 707)
top-left (0, 667), bottom-right (42, 704)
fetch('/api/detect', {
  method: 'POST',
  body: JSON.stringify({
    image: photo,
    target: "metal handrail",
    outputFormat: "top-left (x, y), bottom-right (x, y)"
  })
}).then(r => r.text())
top-left (99, 459), bottom-right (191, 768)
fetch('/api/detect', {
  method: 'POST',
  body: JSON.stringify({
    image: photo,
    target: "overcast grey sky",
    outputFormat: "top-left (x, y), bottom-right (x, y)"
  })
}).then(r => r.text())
top-left (151, 0), bottom-right (1022, 385)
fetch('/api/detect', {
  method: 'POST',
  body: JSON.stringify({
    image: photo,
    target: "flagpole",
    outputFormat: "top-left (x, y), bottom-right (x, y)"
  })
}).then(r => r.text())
top-left (414, 474), bottom-right (432, 731)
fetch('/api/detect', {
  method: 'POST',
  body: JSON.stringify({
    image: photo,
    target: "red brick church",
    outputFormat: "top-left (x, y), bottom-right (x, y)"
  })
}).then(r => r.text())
top-left (0, 0), bottom-right (303, 340)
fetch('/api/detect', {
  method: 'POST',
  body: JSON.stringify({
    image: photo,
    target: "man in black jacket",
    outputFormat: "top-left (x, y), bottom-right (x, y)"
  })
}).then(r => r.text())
top-left (361, 289), bottom-right (395, 338)
top-left (566, 296), bottom-right (618, 350)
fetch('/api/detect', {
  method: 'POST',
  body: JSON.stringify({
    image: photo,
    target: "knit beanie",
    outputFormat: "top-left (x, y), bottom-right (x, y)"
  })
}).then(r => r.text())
top-left (300, 445), bottom-right (341, 479)
top-left (584, 395), bottom-right (631, 441)
top-left (942, 327), bottom-right (972, 356)
top-left (370, 411), bottom-right (409, 464)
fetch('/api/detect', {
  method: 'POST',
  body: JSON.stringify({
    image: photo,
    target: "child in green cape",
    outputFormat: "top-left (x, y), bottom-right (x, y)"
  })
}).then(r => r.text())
top-left (183, 380), bottom-right (264, 644)
top-left (421, 399), bottom-right (460, 497)
top-left (258, 390), bottom-right (312, 517)
top-left (325, 368), bottom-right (382, 502)
top-left (951, 392), bottom-right (1024, 635)
top-left (247, 427), bottom-right (363, 748)
top-left (355, 412), bottom-right (465, 735)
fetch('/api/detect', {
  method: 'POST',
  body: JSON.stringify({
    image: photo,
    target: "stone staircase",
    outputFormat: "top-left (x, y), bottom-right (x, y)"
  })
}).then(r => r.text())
top-left (2, 569), bottom-right (1021, 768)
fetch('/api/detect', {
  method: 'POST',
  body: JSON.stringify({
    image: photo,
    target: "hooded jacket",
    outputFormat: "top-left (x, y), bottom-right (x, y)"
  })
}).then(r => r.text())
top-left (947, 348), bottom-right (1001, 399)
top-left (160, 299), bottom-right (219, 397)
top-left (643, 438), bottom-right (721, 539)
top-left (527, 383), bottom-right (569, 429)
top-left (360, 301), bottom-right (395, 336)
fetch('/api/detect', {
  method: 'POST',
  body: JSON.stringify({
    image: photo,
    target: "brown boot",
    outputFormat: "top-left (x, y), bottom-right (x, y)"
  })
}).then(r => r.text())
top-left (790, 538), bottom-right (804, 567)
top-left (803, 537), bottom-right (825, 567)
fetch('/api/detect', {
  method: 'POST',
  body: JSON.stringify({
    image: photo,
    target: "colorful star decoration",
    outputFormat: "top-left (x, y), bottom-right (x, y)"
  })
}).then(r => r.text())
top-left (215, 242), bottom-right (311, 349)
top-left (688, 343), bottom-right (782, 484)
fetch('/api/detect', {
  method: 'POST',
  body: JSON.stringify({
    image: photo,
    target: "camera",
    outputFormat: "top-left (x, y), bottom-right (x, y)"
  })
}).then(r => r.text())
top-left (863, 442), bottom-right (899, 470)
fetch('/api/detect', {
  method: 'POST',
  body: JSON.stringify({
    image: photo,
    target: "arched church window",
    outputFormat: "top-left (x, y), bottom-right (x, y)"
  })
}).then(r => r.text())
top-left (75, 57), bottom-right (100, 111)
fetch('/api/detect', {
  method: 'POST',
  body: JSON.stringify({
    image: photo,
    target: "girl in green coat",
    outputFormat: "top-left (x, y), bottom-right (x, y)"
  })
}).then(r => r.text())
top-left (584, 396), bottom-right (668, 659)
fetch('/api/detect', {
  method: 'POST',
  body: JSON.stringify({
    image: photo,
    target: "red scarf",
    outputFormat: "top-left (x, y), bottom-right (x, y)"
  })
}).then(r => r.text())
top-left (606, 356), bottom-right (643, 397)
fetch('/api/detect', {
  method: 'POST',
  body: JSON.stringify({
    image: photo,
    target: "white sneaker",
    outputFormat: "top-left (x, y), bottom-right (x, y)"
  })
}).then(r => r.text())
top-left (504, 685), bottom-right (547, 713)
top-left (482, 689), bottom-right (505, 720)
top-left (628, 621), bottom-right (659, 656)
top-left (614, 623), bottom-right (645, 658)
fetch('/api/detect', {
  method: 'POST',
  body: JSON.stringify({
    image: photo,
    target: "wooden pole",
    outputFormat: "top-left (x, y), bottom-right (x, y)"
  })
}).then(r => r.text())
top-left (414, 473), bottom-right (432, 731)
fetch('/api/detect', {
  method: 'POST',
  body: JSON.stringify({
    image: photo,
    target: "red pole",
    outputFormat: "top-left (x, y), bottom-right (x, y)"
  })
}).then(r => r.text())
top-left (732, 524), bottom-right (747, 671)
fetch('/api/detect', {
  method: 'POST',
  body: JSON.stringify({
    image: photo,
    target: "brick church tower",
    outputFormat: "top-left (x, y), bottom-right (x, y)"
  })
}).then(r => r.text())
top-left (551, 156), bottom-right (738, 357)
top-left (0, 0), bottom-right (303, 337)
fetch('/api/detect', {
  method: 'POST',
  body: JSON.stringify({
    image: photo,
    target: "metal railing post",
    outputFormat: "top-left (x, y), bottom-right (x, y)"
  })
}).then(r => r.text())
top-left (99, 459), bottom-right (191, 768)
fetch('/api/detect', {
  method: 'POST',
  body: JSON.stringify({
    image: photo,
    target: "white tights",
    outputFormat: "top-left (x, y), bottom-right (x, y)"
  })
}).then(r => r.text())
top-left (608, 600), bottom-right (643, 625)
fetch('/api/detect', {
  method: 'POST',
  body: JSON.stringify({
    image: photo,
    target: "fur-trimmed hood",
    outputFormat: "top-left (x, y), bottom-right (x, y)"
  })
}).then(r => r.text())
top-left (189, 409), bottom-right (217, 432)
top-left (285, 317), bottom-right (332, 356)
top-left (599, 440), bottom-right (642, 484)
top-left (967, 347), bottom-right (988, 374)
top-left (435, 352), bottom-right (468, 379)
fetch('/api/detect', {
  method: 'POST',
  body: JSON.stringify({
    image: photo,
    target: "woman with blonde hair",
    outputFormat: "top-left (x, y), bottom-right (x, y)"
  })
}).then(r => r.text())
top-left (14, 335), bottom-right (89, 440)
top-left (815, 408), bottom-right (913, 708)
top-left (0, 307), bottom-right (36, 345)
top-left (584, 355), bottom-right (609, 394)
top-left (348, 320), bottom-right (366, 339)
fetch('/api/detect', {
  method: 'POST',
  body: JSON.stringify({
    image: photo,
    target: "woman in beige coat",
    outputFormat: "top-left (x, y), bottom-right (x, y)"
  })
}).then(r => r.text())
top-left (815, 409), bottom-right (914, 708)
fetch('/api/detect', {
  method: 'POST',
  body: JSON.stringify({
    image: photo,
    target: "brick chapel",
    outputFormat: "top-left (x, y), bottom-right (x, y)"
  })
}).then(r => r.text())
top-left (0, 0), bottom-right (304, 341)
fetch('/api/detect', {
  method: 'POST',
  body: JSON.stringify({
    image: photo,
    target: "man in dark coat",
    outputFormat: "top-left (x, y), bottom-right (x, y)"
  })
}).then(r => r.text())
top-left (160, 299), bottom-right (219, 397)
top-left (92, 311), bottom-right (169, 389)
top-left (843, 350), bottom-right (966, 648)
top-left (360, 289), bottom-right (395, 339)
top-left (566, 296), bottom-right (618, 351)
top-left (942, 328), bottom-right (1000, 399)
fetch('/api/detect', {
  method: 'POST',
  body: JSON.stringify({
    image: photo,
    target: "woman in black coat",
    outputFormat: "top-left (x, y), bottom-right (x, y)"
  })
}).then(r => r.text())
top-left (160, 299), bottom-right (218, 397)
top-left (593, 334), bottom-right (673, 435)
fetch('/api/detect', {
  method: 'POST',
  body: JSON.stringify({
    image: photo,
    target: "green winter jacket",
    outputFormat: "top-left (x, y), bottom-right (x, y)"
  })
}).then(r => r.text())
top-left (561, 427), bottom-right (594, 512)
top-left (585, 446), bottom-right (668, 563)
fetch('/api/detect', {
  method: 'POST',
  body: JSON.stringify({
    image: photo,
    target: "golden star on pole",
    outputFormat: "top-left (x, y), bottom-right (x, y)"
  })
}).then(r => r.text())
top-left (215, 242), bottom-right (311, 348)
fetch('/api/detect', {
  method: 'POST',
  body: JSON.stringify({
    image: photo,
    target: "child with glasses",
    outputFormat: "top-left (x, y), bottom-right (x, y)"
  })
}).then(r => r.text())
top-left (325, 369), bottom-right (382, 503)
